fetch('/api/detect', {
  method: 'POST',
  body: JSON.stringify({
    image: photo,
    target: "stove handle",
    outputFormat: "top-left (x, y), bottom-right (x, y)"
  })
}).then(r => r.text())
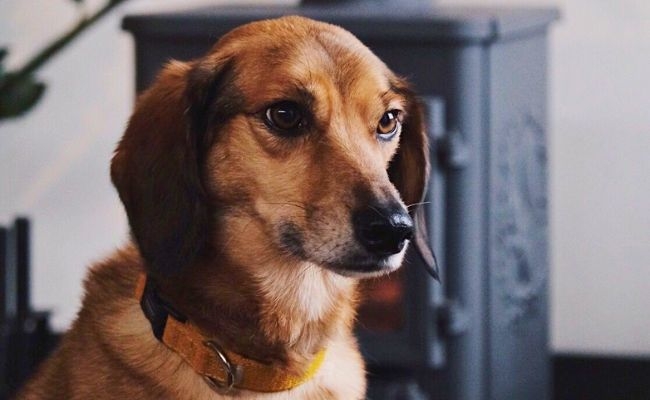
top-left (421, 96), bottom-right (471, 369)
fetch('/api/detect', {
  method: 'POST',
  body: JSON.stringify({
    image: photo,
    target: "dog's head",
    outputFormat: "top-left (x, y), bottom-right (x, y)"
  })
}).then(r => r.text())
top-left (112, 16), bottom-right (436, 280)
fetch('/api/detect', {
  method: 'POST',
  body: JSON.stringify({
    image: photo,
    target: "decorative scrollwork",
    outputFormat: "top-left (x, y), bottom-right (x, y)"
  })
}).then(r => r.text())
top-left (493, 111), bottom-right (548, 327)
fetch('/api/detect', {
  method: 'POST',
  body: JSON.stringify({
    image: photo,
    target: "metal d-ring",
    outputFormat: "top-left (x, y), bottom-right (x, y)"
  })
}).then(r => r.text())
top-left (202, 340), bottom-right (237, 394)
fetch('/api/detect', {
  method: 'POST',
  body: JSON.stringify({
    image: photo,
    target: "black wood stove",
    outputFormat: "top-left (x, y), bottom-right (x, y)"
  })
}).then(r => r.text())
top-left (1, 219), bottom-right (57, 398)
top-left (123, 2), bottom-right (558, 399)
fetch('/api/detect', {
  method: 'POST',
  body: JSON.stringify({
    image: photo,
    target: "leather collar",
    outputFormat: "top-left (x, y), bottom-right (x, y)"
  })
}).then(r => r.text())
top-left (134, 273), bottom-right (326, 394)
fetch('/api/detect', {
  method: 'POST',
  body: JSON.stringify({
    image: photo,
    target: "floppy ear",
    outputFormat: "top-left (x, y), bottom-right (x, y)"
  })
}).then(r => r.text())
top-left (111, 57), bottom-right (236, 277)
top-left (388, 82), bottom-right (439, 280)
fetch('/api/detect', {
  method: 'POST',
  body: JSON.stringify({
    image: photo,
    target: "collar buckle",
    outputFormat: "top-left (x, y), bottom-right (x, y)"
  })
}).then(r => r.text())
top-left (202, 340), bottom-right (240, 394)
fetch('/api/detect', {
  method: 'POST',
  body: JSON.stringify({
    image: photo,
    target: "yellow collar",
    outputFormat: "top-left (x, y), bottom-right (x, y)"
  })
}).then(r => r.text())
top-left (134, 274), bottom-right (326, 394)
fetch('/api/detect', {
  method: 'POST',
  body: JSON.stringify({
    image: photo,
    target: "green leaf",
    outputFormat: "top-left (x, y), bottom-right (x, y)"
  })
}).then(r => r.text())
top-left (0, 72), bottom-right (47, 120)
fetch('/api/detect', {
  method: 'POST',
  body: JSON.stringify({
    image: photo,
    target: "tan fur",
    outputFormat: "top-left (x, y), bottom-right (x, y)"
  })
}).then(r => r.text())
top-left (16, 16), bottom-right (430, 400)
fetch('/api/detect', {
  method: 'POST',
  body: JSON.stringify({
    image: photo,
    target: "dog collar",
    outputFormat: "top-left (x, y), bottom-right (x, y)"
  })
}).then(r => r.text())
top-left (134, 273), bottom-right (326, 394)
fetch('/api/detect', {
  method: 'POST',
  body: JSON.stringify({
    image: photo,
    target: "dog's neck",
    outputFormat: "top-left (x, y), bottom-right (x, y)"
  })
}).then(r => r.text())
top-left (154, 253), bottom-right (358, 372)
top-left (255, 259), bottom-right (357, 343)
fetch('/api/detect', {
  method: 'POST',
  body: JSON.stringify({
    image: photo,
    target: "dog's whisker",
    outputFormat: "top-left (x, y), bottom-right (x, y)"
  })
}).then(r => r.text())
top-left (406, 201), bottom-right (431, 209)
top-left (368, 204), bottom-right (389, 219)
top-left (309, 228), bottom-right (346, 259)
top-left (260, 201), bottom-right (310, 211)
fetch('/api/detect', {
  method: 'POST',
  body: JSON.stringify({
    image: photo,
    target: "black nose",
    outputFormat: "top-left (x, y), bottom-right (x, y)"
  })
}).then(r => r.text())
top-left (353, 205), bottom-right (414, 257)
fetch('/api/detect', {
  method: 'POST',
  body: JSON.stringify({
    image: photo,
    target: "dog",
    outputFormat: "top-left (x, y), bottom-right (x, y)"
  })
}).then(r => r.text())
top-left (16, 15), bottom-right (435, 400)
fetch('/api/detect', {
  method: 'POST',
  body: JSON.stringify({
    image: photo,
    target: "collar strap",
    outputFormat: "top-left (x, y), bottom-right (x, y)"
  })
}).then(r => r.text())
top-left (134, 274), bottom-right (326, 394)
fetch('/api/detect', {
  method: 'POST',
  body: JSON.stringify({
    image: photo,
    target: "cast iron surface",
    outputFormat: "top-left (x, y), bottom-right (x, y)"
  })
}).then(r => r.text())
top-left (121, 7), bottom-right (558, 399)
top-left (122, 5), bottom-right (559, 44)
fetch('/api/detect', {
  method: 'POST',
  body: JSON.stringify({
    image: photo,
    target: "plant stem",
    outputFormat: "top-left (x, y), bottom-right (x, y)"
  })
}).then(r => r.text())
top-left (2, 0), bottom-right (129, 88)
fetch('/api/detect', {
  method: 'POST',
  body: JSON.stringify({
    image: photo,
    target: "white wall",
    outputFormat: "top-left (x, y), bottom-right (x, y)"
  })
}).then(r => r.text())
top-left (551, 0), bottom-right (650, 357)
top-left (1, 0), bottom-right (649, 356)
top-left (552, 0), bottom-right (650, 357)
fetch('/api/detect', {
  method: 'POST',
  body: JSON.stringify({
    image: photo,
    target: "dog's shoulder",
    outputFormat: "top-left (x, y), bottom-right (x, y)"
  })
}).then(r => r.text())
top-left (15, 247), bottom-right (165, 400)
top-left (80, 245), bottom-right (143, 316)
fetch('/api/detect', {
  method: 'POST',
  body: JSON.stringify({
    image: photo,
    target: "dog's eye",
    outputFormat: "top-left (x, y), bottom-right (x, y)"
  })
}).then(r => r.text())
top-left (265, 101), bottom-right (305, 134)
top-left (376, 110), bottom-right (401, 141)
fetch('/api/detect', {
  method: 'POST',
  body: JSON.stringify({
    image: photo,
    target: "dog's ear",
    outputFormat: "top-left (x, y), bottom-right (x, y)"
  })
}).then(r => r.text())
top-left (111, 57), bottom-right (236, 277)
top-left (388, 81), bottom-right (439, 280)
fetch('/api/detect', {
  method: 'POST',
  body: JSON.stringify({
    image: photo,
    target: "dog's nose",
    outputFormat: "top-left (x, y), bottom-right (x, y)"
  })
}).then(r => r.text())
top-left (353, 205), bottom-right (414, 257)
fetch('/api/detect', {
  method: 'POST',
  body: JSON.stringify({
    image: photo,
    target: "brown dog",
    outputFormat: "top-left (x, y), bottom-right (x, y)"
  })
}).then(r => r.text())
top-left (16, 16), bottom-right (434, 400)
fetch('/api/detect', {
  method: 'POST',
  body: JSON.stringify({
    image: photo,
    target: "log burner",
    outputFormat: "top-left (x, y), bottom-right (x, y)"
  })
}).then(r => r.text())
top-left (123, 2), bottom-right (558, 398)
